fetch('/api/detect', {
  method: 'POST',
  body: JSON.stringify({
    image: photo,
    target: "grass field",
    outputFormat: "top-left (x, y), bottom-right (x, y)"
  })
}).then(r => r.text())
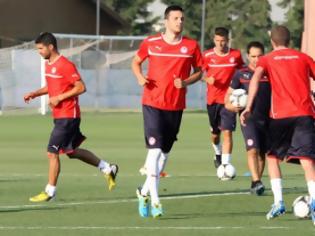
top-left (0, 112), bottom-right (314, 236)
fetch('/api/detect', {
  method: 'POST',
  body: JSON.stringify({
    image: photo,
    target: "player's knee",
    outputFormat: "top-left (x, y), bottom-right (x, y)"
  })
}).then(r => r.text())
top-left (47, 152), bottom-right (58, 159)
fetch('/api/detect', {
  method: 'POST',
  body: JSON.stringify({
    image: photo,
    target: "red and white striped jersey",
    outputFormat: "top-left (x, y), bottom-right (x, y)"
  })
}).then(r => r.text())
top-left (45, 55), bottom-right (81, 118)
top-left (137, 33), bottom-right (203, 110)
top-left (203, 48), bottom-right (244, 105)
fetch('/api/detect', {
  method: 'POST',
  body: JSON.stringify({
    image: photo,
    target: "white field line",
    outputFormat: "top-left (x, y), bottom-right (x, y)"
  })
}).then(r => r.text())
top-left (0, 226), bottom-right (291, 231)
top-left (0, 191), bottom-right (249, 210)
top-left (0, 173), bottom-right (219, 178)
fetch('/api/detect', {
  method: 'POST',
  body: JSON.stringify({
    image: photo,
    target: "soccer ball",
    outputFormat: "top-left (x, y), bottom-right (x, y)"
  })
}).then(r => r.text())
top-left (229, 89), bottom-right (248, 108)
top-left (216, 164), bottom-right (236, 181)
top-left (292, 195), bottom-right (311, 218)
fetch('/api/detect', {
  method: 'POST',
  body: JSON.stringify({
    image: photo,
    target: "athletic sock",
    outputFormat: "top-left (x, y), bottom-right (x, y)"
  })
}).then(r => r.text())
top-left (270, 178), bottom-right (283, 204)
top-left (212, 143), bottom-right (222, 157)
top-left (45, 184), bottom-right (56, 197)
top-left (307, 180), bottom-right (315, 201)
top-left (158, 152), bottom-right (169, 173)
top-left (98, 160), bottom-right (111, 174)
top-left (221, 153), bottom-right (231, 165)
top-left (142, 148), bottom-right (162, 205)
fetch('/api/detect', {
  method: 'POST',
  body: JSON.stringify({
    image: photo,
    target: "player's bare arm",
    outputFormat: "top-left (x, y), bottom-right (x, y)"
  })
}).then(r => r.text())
top-left (131, 55), bottom-right (149, 86)
top-left (224, 87), bottom-right (242, 113)
top-left (174, 67), bottom-right (202, 89)
top-left (49, 80), bottom-right (86, 108)
top-left (24, 86), bottom-right (48, 103)
top-left (240, 66), bottom-right (264, 126)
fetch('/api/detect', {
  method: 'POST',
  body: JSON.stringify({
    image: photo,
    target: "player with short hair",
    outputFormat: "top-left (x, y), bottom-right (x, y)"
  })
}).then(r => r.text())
top-left (240, 26), bottom-right (315, 224)
top-left (203, 27), bottom-right (244, 169)
top-left (24, 32), bottom-right (118, 202)
top-left (225, 41), bottom-right (270, 195)
top-left (131, 5), bottom-right (203, 218)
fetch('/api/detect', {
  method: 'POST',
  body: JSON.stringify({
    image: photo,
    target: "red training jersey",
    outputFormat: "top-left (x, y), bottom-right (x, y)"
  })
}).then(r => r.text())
top-left (45, 55), bottom-right (81, 118)
top-left (203, 48), bottom-right (244, 105)
top-left (257, 48), bottom-right (315, 119)
top-left (136, 33), bottom-right (203, 111)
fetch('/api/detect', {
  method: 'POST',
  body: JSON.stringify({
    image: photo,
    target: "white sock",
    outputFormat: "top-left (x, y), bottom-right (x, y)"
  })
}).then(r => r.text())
top-left (270, 178), bottom-right (283, 204)
top-left (98, 160), bottom-right (111, 174)
top-left (212, 143), bottom-right (222, 156)
top-left (143, 148), bottom-right (161, 206)
top-left (45, 184), bottom-right (56, 197)
top-left (221, 153), bottom-right (231, 164)
top-left (307, 180), bottom-right (315, 200)
top-left (159, 152), bottom-right (169, 173)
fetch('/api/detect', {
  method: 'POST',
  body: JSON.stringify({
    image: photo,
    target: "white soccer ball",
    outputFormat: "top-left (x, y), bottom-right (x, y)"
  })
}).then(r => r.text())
top-left (229, 89), bottom-right (248, 108)
top-left (216, 164), bottom-right (236, 181)
top-left (292, 195), bottom-right (311, 218)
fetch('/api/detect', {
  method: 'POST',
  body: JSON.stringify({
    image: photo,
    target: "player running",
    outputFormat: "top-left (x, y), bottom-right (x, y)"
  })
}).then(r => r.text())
top-left (24, 32), bottom-right (118, 202)
top-left (225, 41), bottom-right (270, 195)
top-left (131, 5), bottom-right (203, 218)
top-left (203, 27), bottom-right (244, 169)
top-left (240, 26), bottom-right (315, 225)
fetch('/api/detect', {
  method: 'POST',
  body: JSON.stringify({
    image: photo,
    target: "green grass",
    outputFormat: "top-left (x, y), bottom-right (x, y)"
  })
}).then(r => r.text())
top-left (0, 113), bottom-right (314, 236)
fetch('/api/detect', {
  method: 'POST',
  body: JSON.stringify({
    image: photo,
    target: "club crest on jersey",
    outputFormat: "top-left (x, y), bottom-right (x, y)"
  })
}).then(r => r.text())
top-left (148, 137), bottom-right (156, 145)
top-left (229, 57), bottom-right (235, 63)
top-left (51, 67), bottom-right (57, 74)
top-left (180, 46), bottom-right (188, 54)
top-left (247, 139), bottom-right (254, 146)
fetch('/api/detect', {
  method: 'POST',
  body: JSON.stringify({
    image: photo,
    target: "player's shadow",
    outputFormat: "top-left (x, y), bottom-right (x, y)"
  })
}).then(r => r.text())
top-left (0, 205), bottom-right (64, 213)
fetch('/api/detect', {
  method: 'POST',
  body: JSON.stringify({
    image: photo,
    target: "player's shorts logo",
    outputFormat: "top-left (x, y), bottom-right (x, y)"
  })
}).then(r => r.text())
top-left (148, 137), bottom-right (156, 145)
top-left (51, 67), bottom-right (57, 74)
top-left (247, 139), bottom-right (254, 146)
top-left (180, 46), bottom-right (188, 54)
top-left (229, 57), bottom-right (235, 63)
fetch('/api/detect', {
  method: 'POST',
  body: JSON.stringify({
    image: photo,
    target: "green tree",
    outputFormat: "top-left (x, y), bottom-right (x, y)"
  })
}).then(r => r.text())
top-left (277, 0), bottom-right (304, 49)
top-left (106, 0), bottom-right (158, 35)
top-left (161, 0), bottom-right (272, 52)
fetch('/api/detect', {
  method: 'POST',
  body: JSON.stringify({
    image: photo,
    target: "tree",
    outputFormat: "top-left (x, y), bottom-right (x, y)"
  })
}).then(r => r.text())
top-left (106, 0), bottom-right (158, 35)
top-left (161, 0), bottom-right (272, 51)
top-left (277, 0), bottom-right (304, 49)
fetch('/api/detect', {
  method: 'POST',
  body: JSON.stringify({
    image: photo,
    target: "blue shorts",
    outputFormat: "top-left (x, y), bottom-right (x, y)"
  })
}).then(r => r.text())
top-left (143, 105), bottom-right (183, 153)
top-left (47, 118), bottom-right (86, 154)
top-left (207, 103), bottom-right (236, 134)
top-left (241, 116), bottom-right (269, 153)
top-left (268, 116), bottom-right (315, 164)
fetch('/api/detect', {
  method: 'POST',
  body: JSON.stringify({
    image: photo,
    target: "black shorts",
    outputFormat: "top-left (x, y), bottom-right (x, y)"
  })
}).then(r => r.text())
top-left (47, 118), bottom-right (86, 154)
top-left (268, 116), bottom-right (315, 164)
top-left (207, 103), bottom-right (236, 134)
top-left (143, 105), bottom-right (183, 153)
top-left (241, 116), bottom-right (269, 153)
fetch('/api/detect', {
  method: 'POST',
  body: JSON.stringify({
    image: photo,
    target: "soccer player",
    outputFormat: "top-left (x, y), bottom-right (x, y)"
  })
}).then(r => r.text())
top-left (24, 32), bottom-right (119, 202)
top-left (131, 5), bottom-right (203, 218)
top-left (240, 26), bottom-right (315, 224)
top-left (225, 41), bottom-right (270, 195)
top-left (203, 27), bottom-right (244, 169)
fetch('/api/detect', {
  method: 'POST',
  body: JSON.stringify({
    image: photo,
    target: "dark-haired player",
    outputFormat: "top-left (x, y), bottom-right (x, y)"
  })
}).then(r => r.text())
top-left (225, 41), bottom-right (270, 195)
top-left (24, 32), bottom-right (118, 202)
top-left (131, 5), bottom-right (203, 218)
top-left (203, 27), bottom-right (244, 170)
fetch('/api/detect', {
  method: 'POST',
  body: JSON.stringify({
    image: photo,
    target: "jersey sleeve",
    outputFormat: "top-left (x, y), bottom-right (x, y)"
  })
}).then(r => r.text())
top-left (257, 55), bottom-right (268, 71)
top-left (192, 43), bottom-right (203, 68)
top-left (230, 70), bottom-right (241, 89)
top-left (63, 62), bottom-right (81, 84)
top-left (306, 55), bottom-right (315, 80)
top-left (136, 38), bottom-right (149, 62)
